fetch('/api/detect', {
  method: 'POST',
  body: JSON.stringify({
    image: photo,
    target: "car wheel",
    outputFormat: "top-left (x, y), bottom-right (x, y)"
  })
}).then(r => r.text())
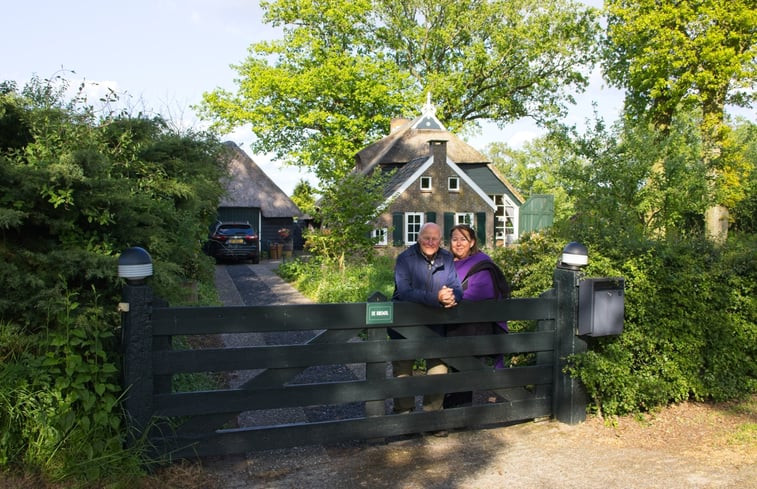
top-left (251, 255), bottom-right (260, 264)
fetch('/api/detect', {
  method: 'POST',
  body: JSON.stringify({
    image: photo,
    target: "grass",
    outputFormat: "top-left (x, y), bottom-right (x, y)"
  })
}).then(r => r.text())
top-left (278, 255), bottom-right (395, 303)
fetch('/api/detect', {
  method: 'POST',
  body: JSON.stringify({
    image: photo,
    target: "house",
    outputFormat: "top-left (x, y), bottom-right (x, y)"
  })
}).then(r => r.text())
top-left (217, 141), bottom-right (304, 252)
top-left (356, 97), bottom-right (551, 249)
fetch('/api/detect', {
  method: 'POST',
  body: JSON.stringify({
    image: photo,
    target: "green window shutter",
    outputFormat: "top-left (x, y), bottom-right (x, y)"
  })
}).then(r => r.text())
top-left (392, 213), bottom-right (404, 246)
top-left (476, 212), bottom-right (486, 246)
top-left (425, 212), bottom-right (436, 223)
top-left (443, 212), bottom-right (454, 239)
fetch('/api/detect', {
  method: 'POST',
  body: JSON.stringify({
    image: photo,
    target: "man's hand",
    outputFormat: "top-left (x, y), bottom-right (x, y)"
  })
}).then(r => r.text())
top-left (438, 285), bottom-right (458, 308)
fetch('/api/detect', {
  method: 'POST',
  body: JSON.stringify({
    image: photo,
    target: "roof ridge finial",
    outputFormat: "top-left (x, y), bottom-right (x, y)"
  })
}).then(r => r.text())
top-left (422, 91), bottom-right (436, 117)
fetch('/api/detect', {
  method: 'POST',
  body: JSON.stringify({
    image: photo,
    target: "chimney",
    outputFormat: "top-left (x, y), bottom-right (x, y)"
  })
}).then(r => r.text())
top-left (390, 118), bottom-right (411, 134)
top-left (429, 139), bottom-right (448, 165)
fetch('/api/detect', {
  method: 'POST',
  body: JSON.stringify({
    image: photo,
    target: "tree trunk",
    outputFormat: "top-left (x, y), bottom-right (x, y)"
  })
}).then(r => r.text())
top-left (705, 205), bottom-right (729, 244)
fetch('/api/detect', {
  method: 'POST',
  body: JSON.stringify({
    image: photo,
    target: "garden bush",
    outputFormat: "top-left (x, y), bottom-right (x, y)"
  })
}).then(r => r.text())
top-left (566, 235), bottom-right (756, 416)
top-left (0, 77), bottom-right (226, 484)
top-left (278, 255), bottom-right (395, 303)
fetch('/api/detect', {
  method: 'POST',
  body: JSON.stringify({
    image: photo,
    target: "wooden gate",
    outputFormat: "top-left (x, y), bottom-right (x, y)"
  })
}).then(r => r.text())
top-left (120, 265), bottom-right (588, 459)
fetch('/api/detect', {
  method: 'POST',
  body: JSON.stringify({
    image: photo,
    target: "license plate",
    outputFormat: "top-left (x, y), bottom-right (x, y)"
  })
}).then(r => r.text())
top-left (229, 238), bottom-right (244, 244)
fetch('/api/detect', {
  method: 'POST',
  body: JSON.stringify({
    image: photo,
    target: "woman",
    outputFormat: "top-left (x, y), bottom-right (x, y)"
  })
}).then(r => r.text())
top-left (444, 224), bottom-right (507, 408)
top-left (448, 224), bottom-right (506, 333)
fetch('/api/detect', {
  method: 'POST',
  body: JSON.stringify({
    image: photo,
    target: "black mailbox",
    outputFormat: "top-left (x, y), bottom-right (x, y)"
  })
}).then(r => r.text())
top-left (578, 277), bottom-right (624, 336)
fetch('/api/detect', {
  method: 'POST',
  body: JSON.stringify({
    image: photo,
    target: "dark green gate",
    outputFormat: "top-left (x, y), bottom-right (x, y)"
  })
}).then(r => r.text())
top-left (121, 263), bottom-right (589, 459)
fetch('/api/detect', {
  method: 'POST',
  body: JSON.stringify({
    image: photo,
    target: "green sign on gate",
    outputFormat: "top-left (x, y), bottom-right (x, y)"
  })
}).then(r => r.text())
top-left (366, 302), bottom-right (393, 324)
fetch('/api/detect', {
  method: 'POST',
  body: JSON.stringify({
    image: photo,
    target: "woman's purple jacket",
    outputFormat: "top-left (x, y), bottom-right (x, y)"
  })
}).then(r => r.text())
top-left (454, 251), bottom-right (508, 333)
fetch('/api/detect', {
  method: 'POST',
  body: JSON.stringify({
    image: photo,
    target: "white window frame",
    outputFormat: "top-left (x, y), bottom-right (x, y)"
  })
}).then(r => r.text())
top-left (492, 194), bottom-right (517, 244)
top-left (455, 212), bottom-right (474, 227)
top-left (504, 201), bottom-right (516, 244)
top-left (405, 212), bottom-right (424, 244)
top-left (448, 176), bottom-right (460, 192)
top-left (371, 227), bottom-right (388, 246)
top-left (419, 176), bottom-right (432, 192)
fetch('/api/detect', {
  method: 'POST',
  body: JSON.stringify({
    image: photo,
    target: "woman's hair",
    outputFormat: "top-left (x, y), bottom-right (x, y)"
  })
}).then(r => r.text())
top-left (449, 224), bottom-right (479, 255)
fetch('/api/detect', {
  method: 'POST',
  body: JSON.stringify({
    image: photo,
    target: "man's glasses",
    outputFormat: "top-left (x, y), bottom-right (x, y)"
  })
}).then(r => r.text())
top-left (419, 237), bottom-right (441, 244)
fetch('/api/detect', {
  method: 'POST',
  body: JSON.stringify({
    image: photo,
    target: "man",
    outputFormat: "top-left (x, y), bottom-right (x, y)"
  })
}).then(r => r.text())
top-left (390, 222), bottom-right (463, 414)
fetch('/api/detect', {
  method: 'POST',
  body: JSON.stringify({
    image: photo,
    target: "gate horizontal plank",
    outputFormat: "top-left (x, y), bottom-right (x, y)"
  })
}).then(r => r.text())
top-left (151, 298), bottom-right (554, 335)
top-left (154, 365), bottom-right (552, 417)
top-left (154, 331), bottom-right (554, 374)
top-left (160, 398), bottom-right (552, 458)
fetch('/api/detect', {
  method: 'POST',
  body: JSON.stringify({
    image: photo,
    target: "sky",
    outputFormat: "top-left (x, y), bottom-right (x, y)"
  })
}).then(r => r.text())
top-left (3, 0), bottom-right (624, 195)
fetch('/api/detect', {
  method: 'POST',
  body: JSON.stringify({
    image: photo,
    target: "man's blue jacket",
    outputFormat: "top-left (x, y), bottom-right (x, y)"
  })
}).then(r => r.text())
top-left (392, 243), bottom-right (463, 307)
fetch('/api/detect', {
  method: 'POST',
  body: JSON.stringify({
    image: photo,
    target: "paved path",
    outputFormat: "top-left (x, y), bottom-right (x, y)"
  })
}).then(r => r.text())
top-left (213, 259), bottom-right (311, 307)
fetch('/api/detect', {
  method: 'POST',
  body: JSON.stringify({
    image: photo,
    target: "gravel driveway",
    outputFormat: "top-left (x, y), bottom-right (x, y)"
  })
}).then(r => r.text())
top-left (200, 261), bottom-right (756, 489)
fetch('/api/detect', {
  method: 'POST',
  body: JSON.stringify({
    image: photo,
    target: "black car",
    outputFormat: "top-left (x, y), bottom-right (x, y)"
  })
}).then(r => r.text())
top-left (203, 222), bottom-right (260, 264)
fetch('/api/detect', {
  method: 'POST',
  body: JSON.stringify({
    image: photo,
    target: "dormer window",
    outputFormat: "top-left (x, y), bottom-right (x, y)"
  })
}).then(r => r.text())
top-left (420, 176), bottom-right (432, 192)
top-left (448, 176), bottom-right (460, 192)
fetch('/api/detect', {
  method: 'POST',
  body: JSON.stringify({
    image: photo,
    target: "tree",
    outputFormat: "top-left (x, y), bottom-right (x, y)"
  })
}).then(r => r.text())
top-left (729, 119), bottom-right (757, 234)
top-left (199, 0), bottom-right (600, 183)
top-left (602, 0), bottom-right (756, 242)
top-left (486, 135), bottom-right (575, 224)
top-left (0, 76), bottom-right (227, 481)
top-left (497, 107), bottom-right (715, 249)
top-left (0, 75), bottom-right (227, 325)
top-left (290, 178), bottom-right (318, 217)
top-left (304, 170), bottom-right (390, 267)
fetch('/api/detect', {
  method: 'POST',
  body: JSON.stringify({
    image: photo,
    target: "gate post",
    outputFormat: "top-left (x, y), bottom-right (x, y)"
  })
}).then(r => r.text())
top-left (118, 248), bottom-right (155, 442)
top-left (365, 292), bottom-right (389, 417)
top-left (551, 243), bottom-right (588, 424)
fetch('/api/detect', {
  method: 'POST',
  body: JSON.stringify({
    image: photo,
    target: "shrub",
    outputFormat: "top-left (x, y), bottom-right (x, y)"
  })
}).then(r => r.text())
top-left (278, 256), bottom-right (395, 303)
top-left (566, 236), bottom-right (757, 416)
top-left (0, 77), bottom-right (226, 483)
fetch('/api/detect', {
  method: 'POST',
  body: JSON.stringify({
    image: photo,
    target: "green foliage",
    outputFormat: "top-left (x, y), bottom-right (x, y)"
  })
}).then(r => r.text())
top-left (304, 170), bottom-right (391, 266)
top-left (565, 236), bottom-right (756, 417)
top-left (602, 0), bottom-right (756, 239)
top-left (200, 0), bottom-right (600, 182)
top-left (504, 113), bottom-right (757, 416)
top-left (0, 76), bottom-right (227, 483)
top-left (290, 178), bottom-right (318, 217)
top-left (730, 120), bottom-right (757, 233)
top-left (0, 290), bottom-right (142, 482)
top-left (548, 112), bottom-right (716, 245)
top-left (489, 232), bottom-right (563, 299)
top-left (0, 76), bottom-right (226, 326)
top-left (603, 0), bottom-right (756, 128)
top-left (278, 255), bottom-right (395, 303)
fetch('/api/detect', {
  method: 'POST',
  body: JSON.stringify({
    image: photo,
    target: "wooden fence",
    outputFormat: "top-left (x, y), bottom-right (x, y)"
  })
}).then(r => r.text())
top-left (120, 265), bottom-right (589, 459)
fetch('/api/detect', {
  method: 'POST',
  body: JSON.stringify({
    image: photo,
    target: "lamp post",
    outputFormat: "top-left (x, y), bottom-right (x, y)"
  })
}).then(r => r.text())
top-left (118, 247), bottom-right (154, 441)
top-left (558, 241), bottom-right (588, 270)
top-left (118, 246), bottom-right (153, 284)
top-left (551, 241), bottom-right (589, 424)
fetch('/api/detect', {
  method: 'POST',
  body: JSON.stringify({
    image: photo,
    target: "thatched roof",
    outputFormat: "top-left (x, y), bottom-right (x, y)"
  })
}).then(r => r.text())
top-left (220, 141), bottom-right (303, 218)
top-left (356, 113), bottom-right (490, 174)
